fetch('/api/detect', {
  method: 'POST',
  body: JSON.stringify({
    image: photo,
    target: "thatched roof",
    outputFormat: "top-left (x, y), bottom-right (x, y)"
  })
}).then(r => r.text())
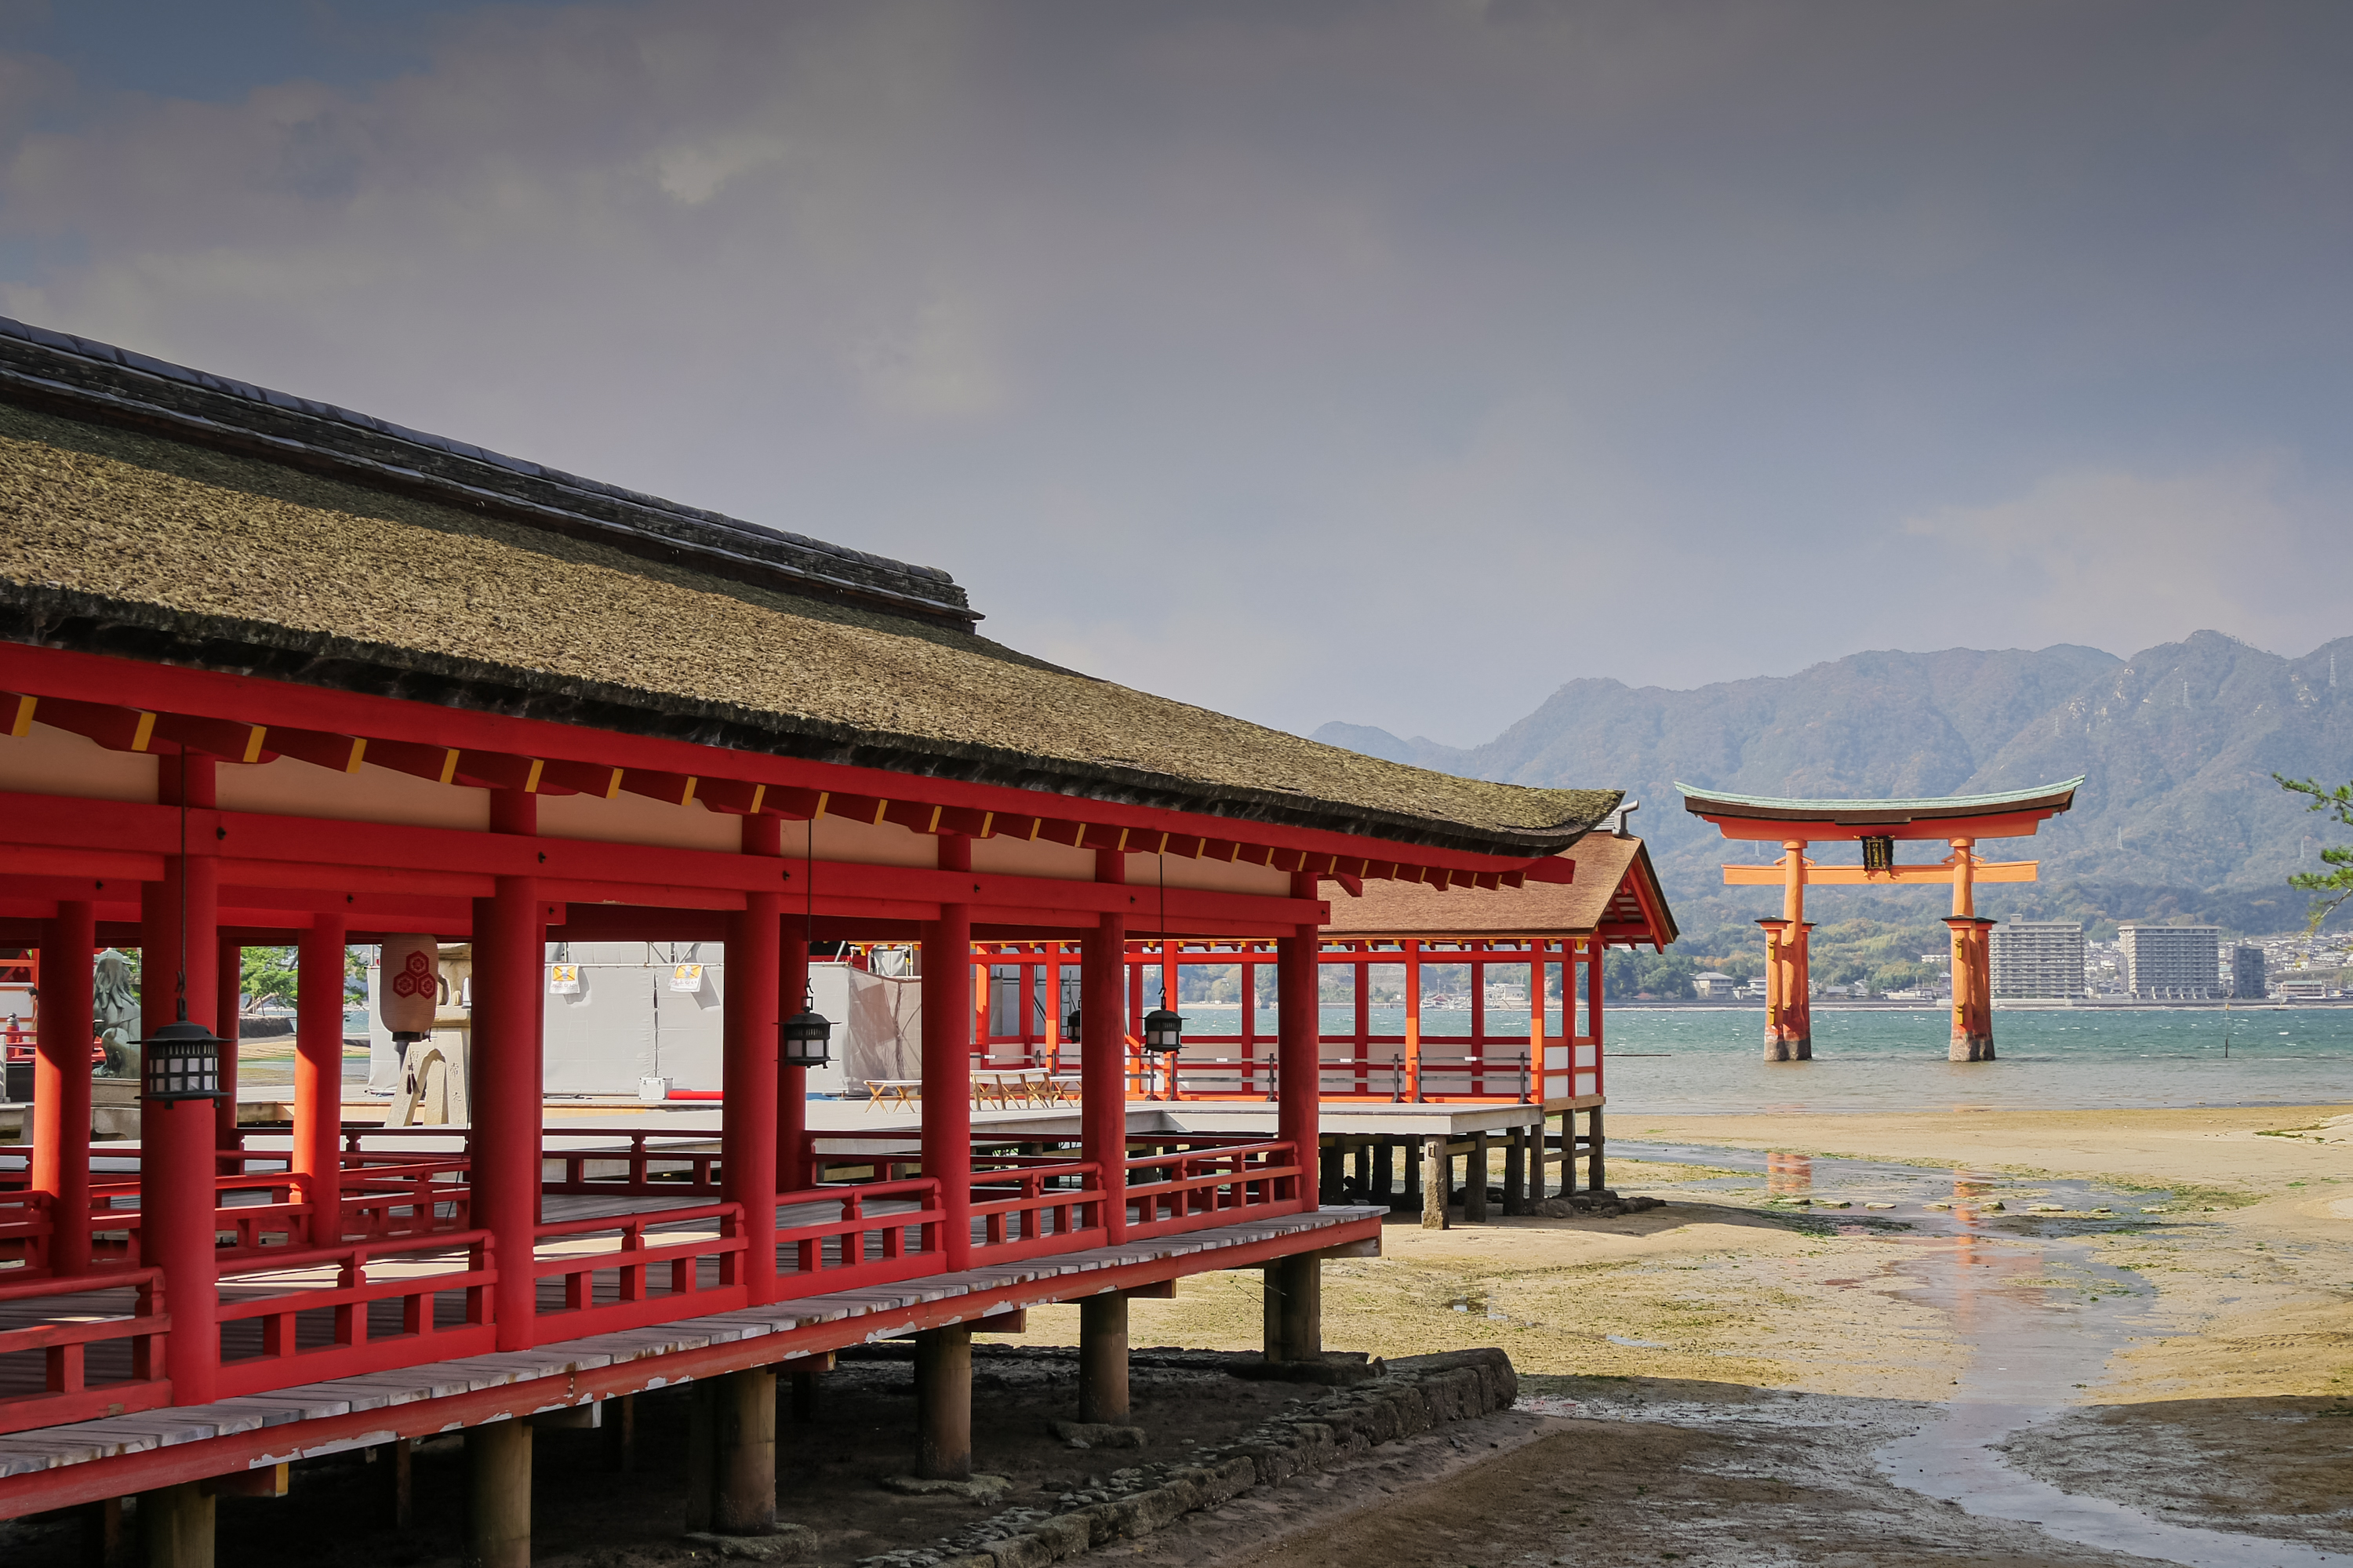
top-left (0, 320), bottom-right (1620, 857)
top-left (1319, 835), bottom-right (1677, 946)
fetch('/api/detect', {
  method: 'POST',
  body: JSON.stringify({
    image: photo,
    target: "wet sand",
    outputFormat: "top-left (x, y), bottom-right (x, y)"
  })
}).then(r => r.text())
top-left (1000, 1103), bottom-right (2353, 1563)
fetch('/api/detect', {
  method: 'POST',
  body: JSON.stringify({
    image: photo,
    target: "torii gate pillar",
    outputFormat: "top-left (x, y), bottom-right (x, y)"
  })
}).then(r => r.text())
top-left (1946, 836), bottom-right (1995, 1062)
top-left (1757, 839), bottom-right (1812, 1060)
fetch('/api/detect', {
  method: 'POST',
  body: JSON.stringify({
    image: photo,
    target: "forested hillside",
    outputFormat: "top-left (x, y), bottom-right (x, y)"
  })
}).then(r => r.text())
top-left (1318, 631), bottom-right (2353, 965)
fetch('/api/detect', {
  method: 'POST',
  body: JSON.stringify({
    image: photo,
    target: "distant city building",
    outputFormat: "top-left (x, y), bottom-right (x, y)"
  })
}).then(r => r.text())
top-left (1990, 921), bottom-right (2086, 999)
top-left (1691, 970), bottom-right (1742, 1000)
top-left (2119, 924), bottom-right (2223, 1000)
top-left (2231, 945), bottom-right (2267, 1000)
top-left (2277, 979), bottom-right (2331, 1002)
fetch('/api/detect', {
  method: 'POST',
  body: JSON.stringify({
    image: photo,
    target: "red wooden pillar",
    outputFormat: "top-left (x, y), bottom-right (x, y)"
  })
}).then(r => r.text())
top-left (34, 900), bottom-right (95, 1277)
top-left (1276, 874), bottom-right (1322, 1212)
top-left (1586, 941), bottom-right (1606, 1100)
top-left (142, 773), bottom-right (223, 1402)
top-left (1084, 846), bottom-right (1128, 1245)
top-left (778, 925), bottom-right (809, 1193)
top-left (214, 940), bottom-right (242, 1150)
top-left (923, 837), bottom-right (974, 1269)
top-left (726, 891), bottom-right (782, 1303)
top-left (295, 914), bottom-right (347, 1247)
top-left (474, 874), bottom-right (544, 1350)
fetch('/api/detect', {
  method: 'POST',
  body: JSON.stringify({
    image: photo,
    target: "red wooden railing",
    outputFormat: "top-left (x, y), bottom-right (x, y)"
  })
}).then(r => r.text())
top-left (969, 1157), bottom-right (1103, 1261)
top-left (1123, 1137), bottom-right (1300, 1239)
top-left (775, 1175), bottom-right (944, 1290)
top-left (0, 1268), bottom-right (171, 1435)
top-left (214, 1231), bottom-right (495, 1398)
top-left (541, 1133), bottom-right (723, 1198)
top-left (340, 1157), bottom-right (474, 1239)
top-left (530, 1202), bottom-right (746, 1341)
top-left (0, 1187), bottom-right (51, 1272)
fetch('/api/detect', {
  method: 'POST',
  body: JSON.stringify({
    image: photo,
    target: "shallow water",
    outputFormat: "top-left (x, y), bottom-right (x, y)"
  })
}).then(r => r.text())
top-left (1622, 1141), bottom-right (2342, 1566)
top-left (1188, 1002), bottom-right (2353, 1113)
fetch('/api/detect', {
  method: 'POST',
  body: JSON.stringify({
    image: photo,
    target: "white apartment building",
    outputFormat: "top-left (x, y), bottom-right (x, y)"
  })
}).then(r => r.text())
top-left (2118, 924), bottom-right (2223, 1000)
top-left (1990, 921), bottom-right (2087, 999)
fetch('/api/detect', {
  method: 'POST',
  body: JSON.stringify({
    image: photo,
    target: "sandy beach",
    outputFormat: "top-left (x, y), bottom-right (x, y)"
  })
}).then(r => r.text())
top-left (995, 1103), bottom-right (2353, 1563)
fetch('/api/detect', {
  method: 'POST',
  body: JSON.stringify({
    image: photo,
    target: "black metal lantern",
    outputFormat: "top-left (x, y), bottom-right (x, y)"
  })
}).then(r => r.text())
top-left (1064, 1007), bottom-right (1083, 1046)
top-left (1140, 1006), bottom-right (1184, 1054)
top-left (781, 1006), bottom-right (834, 1069)
top-left (139, 1013), bottom-right (226, 1102)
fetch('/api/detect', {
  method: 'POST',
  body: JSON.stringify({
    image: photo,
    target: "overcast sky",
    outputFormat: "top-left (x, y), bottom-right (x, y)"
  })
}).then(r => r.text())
top-left (2, 1), bottom-right (2348, 746)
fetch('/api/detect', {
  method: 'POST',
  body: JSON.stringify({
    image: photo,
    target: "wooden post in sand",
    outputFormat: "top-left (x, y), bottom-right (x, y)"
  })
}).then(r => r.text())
top-left (1420, 1135), bottom-right (1447, 1229)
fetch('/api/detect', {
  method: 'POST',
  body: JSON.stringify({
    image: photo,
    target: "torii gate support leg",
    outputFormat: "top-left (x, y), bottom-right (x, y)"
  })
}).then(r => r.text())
top-left (1947, 918), bottom-right (1997, 1061)
top-left (1760, 842), bottom-right (1813, 1060)
top-left (1946, 838), bottom-right (1996, 1062)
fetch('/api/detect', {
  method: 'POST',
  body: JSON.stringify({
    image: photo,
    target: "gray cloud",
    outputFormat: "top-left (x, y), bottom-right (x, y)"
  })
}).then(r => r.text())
top-left (3, 1), bottom-right (2348, 748)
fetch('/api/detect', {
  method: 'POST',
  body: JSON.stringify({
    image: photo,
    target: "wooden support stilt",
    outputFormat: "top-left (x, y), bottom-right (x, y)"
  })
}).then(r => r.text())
top-left (712, 1368), bottom-right (776, 1535)
top-left (915, 1325), bottom-right (973, 1481)
top-left (1373, 1141), bottom-right (1395, 1206)
top-left (138, 1481), bottom-right (212, 1568)
top-left (79, 1495), bottom-right (123, 1568)
top-left (1587, 1108), bottom-right (1606, 1191)
top-left (1261, 1253), bottom-right (1322, 1364)
top-left (1502, 1126), bottom-right (1526, 1215)
top-left (605, 1395), bottom-right (635, 1472)
top-left (1464, 1133), bottom-right (1489, 1222)
top-left (790, 1367), bottom-right (820, 1424)
top-left (464, 1418), bottom-right (531, 1568)
top-left (1319, 1139), bottom-right (1344, 1204)
top-left (1078, 1293), bottom-right (1129, 1422)
top-left (387, 1437), bottom-right (414, 1529)
top-left (1420, 1135), bottom-right (1447, 1229)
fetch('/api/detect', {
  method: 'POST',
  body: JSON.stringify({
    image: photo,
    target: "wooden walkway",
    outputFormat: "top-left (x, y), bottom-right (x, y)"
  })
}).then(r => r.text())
top-left (0, 1206), bottom-right (1380, 1481)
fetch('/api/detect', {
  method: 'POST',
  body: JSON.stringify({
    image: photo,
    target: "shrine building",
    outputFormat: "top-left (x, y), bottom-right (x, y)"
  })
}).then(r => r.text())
top-left (0, 318), bottom-right (1662, 1562)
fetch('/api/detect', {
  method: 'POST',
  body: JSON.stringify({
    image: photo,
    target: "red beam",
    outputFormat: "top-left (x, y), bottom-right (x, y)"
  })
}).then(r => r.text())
top-left (0, 646), bottom-right (1566, 875)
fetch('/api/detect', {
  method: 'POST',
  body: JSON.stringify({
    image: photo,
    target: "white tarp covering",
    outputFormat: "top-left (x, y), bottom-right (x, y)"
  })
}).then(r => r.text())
top-left (369, 944), bottom-right (893, 1098)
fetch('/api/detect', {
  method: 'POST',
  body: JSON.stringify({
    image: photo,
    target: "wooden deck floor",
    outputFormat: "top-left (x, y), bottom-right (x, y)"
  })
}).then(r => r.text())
top-left (0, 1205), bottom-right (1380, 1484)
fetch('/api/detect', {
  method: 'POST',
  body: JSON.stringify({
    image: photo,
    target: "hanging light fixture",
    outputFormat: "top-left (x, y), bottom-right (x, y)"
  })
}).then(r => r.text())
top-left (138, 751), bottom-right (225, 1103)
top-left (780, 820), bottom-right (834, 1069)
top-left (1064, 1006), bottom-right (1083, 1045)
top-left (1140, 854), bottom-right (1184, 1054)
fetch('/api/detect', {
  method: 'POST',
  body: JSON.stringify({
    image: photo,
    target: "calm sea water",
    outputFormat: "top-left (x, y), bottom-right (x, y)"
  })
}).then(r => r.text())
top-left (1183, 1002), bottom-right (2353, 1113)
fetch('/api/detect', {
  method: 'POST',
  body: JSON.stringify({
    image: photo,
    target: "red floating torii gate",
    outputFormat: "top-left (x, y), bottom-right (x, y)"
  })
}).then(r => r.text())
top-left (1678, 779), bottom-right (2082, 1062)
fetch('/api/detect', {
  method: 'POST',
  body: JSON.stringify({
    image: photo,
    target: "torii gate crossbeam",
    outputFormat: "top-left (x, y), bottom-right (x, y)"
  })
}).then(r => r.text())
top-left (1677, 779), bottom-right (2084, 1063)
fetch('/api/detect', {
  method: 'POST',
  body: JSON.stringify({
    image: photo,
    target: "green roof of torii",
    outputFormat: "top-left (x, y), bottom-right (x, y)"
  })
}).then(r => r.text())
top-left (1675, 777), bottom-right (2085, 825)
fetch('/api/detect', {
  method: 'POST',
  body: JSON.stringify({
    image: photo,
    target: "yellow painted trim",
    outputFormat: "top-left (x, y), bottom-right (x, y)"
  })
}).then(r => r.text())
top-left (435, 748), bottom-right (458, 786)
top-left (343, 737), bottom-right (368, 773)
top-left (128, 711), bottom-right (156, 753)
top-left (746, 784), bottom-right (766, 813)
top-left (523, 757), bottom-right (546, 793)
top-left (679, 775), bottom-right (697, 806)
top-left (5, 694), bottom-right (34, 737)
top-left (813, 791), bottom-right (830, 819)
top-left (869, 797), bottom-right (888, 825)
top-left (238, 724), bottom-right (267, 765)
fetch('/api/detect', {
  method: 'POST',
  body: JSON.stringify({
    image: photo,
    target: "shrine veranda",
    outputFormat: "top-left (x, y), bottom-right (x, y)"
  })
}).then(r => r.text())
top-left (0, 316), bottom-right (1672, 1541)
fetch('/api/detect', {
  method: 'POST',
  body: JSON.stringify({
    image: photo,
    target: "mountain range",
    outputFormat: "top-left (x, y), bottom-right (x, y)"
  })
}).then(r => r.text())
top-left (1315, 631), bottom-right (2353, 944)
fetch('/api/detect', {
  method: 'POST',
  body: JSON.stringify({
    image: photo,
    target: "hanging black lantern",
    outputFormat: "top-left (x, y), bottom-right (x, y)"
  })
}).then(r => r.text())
top-left (1064, 1006), bottom-right (1083, 1046)
top-left (139, 1013), bottom-right (226, 1102)
top-left (781, 1006), bottom-right (834, 1069)
top-left (1140, 1006), bottom-right (1184, 1054)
